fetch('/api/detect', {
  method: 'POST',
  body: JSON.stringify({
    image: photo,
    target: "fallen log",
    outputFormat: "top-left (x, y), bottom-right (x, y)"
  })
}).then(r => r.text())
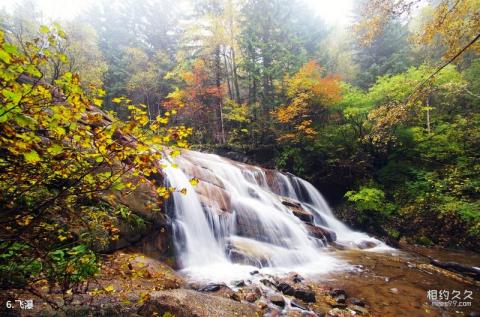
top-left (430, 259), bottom-right (480, 281)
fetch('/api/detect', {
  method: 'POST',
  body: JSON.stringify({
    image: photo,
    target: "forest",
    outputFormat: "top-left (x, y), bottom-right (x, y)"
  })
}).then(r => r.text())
top-left (0, 0), bottom-right (479, 316)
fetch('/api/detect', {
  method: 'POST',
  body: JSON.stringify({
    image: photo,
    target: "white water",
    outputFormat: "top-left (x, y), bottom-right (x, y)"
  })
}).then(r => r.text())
top-left (164, 150), bottom-right (390, 282)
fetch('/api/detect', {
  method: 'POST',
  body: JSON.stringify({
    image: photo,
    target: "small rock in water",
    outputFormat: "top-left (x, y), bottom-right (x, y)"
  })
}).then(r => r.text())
top-left (261, 278), bottom-right (278, 288)
top-left (256, 300), bottom-right (269, 311)
top-left (334, 294), bottom-right (346, 304)
top-left (245, 292), bottom-right (259, 302)
top-left (290, 299), bottom-right (308, 311)
top-left (232, 280), bottom-right (245, 287)
top-left (350, 298), bottom-right (366, 307)
top-left (278, 282), bottom-right (296, 296)
top-left (329, 289), bottom-right (347, 297)
top-left (357, 241), bottom-right (377, 249)
top-left (288, 272), bottom-right (304, 283)
top-left (269, 294), bottom-right (286, 307)
top-left (294, 288), bottom-right (316, 303)
top-left (389, 287), bottom-right (399, 294)
top-left (250, 270), bottom-right (259, 275)
top-left (350, 304), bottom-right (369, 315)
top-left (230, 292), bottom-right (242, 301)
top-left (328, 308), bottom-right (345, 317)
top-left (313, 309), bottom-right (326, 317)
top-left (198, 283), bottom-right (222, 292)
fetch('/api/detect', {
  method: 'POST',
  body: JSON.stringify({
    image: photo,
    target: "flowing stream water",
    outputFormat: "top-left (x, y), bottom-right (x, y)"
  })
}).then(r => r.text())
top-left (163, 150), bottom-right (391, 283)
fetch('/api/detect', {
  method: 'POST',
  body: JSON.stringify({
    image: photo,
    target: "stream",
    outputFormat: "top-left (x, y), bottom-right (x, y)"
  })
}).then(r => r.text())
top-left (162, 150), bottom-right (479, 316)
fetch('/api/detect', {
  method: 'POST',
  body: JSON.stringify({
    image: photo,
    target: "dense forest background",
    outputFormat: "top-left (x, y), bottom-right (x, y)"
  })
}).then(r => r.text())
top-left (1, 0), bottom-right (479, 257)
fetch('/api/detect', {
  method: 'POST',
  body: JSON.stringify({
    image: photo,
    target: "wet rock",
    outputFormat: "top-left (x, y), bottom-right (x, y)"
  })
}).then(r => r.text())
top-left (232, 280), bottom-right (245, 287)
top-left (334, 294), bottom-right (346, 304)
top-left (230, 291), bottom-right (242, 302)
top-left (250, 270), bottom-right (259, 275)
top-left (350, 298), bottom-right (366, 307)
top-left (350, 305), bottom-right (369, 315)
top-left (228, 248), bottom-right (269, 266)
top-left (198, 283), bottom-right (223, 292)
top-left (290, 206), bottom-right (315, 223)
top-left (389, 287), bottom-right (399, 294)
top-left (278, 282), bottom-right (296, 296)
top-left (286, 310), bottom-right (305, 317)
top-left (313, 309), bottom-right (326, 317)
top-left (247, 187), bottom-right (261, 199)
top-left (330, 242), bottom-right (348, 250)
top-left (245, 292), bottom-right (260, 302)
top-left (287, 272), bottom-right (304, 283)
top-left (328, 308), bottom-right (348, 317)
top-left (269, 294), bottom-right (286, 307)
top-left (187, 282), bottom-right (201, 290)
top-left (294, 288), bottom-right (316, 303)
top-left (329, 289), bottom-right (346, 297)
top-left (240, 285), bottom-right (262, 303)
top-left (356, 241), bottom-right (377, 249)
top-left (305, 224), bottom-right (337, 243)
top-left (281, 198), bottom-right (302, 208)
top-left (261, 278), bottom-right (278, 288)
top-left (290, 299), bottom-right (308, 311)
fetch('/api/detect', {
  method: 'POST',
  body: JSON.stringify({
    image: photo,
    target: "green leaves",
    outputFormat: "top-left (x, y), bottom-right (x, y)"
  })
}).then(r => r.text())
top-left (2, 89), bottom-right (22, 104)
top-left (345, 187), bottom-right (391, 213)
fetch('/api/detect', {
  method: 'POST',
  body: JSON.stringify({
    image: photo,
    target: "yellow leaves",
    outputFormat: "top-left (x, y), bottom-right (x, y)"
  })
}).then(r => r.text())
top-left (189, 178), bottom-right (199, 186)
top-left (15, 215), bottom-right (33, 226)
top-left (53, 126), bottom-right (66, 136)
top-left (156, 187), bottom-right (170, 199)
top-left (104, 284), bottom-right (115, 293)
top-left (112, 97), bottom-right (123, 103)
top-left (156, 115), bottom-right (169, 124)
top-left (170, 149), bottom-right (181, 157)
top-left (179, 188), bottom-right (187, 195)
top-left (39, 25), bottom-right (50, 34)
top-left (93, 98), bottom-right (103, 107)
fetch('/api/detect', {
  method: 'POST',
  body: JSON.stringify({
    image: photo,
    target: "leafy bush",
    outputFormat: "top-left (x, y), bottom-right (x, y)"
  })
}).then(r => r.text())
top-left (0, 26), bottom-right (188, 291)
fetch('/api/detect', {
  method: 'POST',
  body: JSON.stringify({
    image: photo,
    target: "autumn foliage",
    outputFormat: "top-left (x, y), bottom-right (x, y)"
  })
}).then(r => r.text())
top-left (165, 59), bottom-right (224, 144)
top-left (0, 26), bottom-right (189, 291)
top-left (274, 61), bottom-right (341, 142)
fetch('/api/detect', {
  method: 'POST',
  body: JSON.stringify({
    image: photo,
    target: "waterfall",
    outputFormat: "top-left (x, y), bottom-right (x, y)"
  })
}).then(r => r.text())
top-left (164, 150), bottom-right (389, 282)
top-left (164, 164), bottom-right (228, 268)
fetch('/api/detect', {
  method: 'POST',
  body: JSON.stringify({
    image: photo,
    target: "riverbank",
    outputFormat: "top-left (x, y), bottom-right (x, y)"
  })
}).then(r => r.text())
top-left (2, 244), bottom-right (478, 317)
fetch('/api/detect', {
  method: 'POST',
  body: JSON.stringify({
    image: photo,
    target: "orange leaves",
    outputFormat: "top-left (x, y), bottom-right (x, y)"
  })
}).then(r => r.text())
top-left (273, 60), bottom-right (342, 142)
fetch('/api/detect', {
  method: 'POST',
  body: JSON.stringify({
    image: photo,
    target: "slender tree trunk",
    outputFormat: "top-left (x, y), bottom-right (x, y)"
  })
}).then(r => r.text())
top-left (215, 46), bottom-right (225, 144)
top-left (223, 50), bottom-right (233, 100)
top-left (231, 48), bottom-right (241, 104)
top-left (426, 96), bottom-right (431, 133)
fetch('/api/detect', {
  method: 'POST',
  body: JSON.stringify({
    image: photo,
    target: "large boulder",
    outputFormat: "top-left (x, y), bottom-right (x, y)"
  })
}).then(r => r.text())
top-left (226, 238), bottom-right (272, 266)
top-left (138, 289), bottom-right (256, 317)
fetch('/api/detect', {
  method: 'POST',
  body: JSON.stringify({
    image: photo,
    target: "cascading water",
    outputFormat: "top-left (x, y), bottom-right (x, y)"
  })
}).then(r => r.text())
top-left (164, 150), bottom-right (389, 282)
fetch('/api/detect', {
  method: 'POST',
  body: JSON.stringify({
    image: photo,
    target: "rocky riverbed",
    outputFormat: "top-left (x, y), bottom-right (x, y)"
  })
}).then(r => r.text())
top-left (2, 244), bottom-right (479, 317)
